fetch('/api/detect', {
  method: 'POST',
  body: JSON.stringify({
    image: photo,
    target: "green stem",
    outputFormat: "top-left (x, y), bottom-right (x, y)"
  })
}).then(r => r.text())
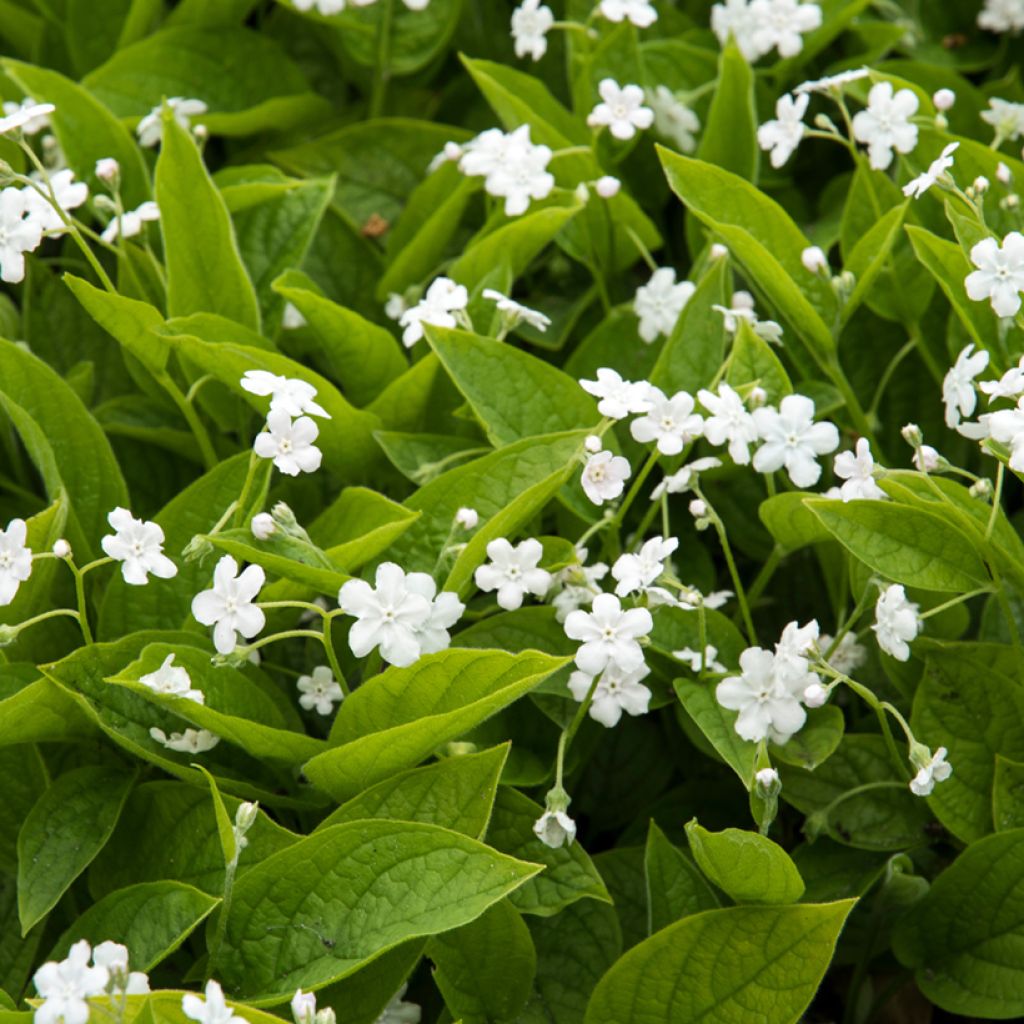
top-left (321, 619), bottom-right (349, 697)
top-left (159, 373), bottom-right (218, 472)
top-left (369, 0), bottom-right (394, 118)
top-left (610, 447), bottom-right (661, 532)
top-left (986, 461), bottom-right (1005, 542)
top-left (919, 587), bottom-right (992, 620)
top-left (240, 629), bottom-right (323, 655)
top-left (205, 855), bottom-right (237, 983)
top-left (68, 562), bottom-right (94, 644)
top-left (231, 450), bottom-right (262, 528)
top-left (746, 546), bottom-right (783, 608)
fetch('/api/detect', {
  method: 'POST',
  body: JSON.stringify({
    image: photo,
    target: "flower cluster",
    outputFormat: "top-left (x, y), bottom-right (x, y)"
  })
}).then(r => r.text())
top-left (455, 124), bottom-right (555, 216)
top-left (711, 0), bottom-right (822, 62)
top-left (243, 369), bottom-right (329, 476)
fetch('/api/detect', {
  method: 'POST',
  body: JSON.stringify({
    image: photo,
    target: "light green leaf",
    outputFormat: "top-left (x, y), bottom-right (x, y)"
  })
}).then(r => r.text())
top-left (673, 677), bottom-right (756, 788)
top-left (759, 492), bottom-right (833, 551)
top-left (191, 764), bottom-right (237, 867)
top-left (696, 41), bottom-right (758, 182)
top-left (842, 203), bottom-right (908, 328)
top-left (0, 677), bottom-right (97, 747)
top-left (310, 486), bottom-right (420, 572)
top-left (644, 822), bottom-right (720, 935)
top-left (771, 705), bottom-right (845, 771)
top-left (726, 319), bottom-right (793, 403)
top-left (217, 819), bottom-right (541, 1000)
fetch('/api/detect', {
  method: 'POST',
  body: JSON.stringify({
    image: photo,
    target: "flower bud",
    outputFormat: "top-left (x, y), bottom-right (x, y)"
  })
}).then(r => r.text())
top-left (747, 385), bottom-right (768, 408)
top-left (446, 741), bottom-right (478, 757)
top-left (998, 161), bottom-right (1012, 185)
top-left (732, 290), bottom-right (755, 311)
top-left (0, 624), bottom-right (19, 647)
top-left (709, 243), bottom-right (729, 260)
top-left (454, 507), bottom-right (478, 530)
top-left (912, 444), bottom-right (941, 472)
top-left (688, 499), bottom-right (707, 519)
top-left (291, 989), bottom-right (316, 1024)
top-left (972, 176), bottom-right (990, 194)
top-left (801, 245), bottom-right (828, 274)
top-left (755, 767), bottom-right (780, 792)
top-left (970, 478), bottom-right (994, 499)
top-left (193, 123), bottom-right (209, 140)
top-left (574, 182), bottom-right (590, 204)
top-left (932, 88), bottom-right (956, 111)
top-left (900, 422), bottom-right (923, 447)
top-left (813, 112), bottom-right (837, 131)
top-left (314, 1010), bottom-right (336, 1024)
top-left (584, 433), bottom-right (602, 453)
top-left (182, 534), bottom-right (213, 563)
top-left (250, 513), bottom-right (276, 541)
top-left (234, 800), bottom-right (259, 834)
top-left (52, 538), bottom-right (71, 558)
top-left (1006, 194), bottom-right (1021, 209)
top-left (95, 157), bottom-right (120, 184)
top-left (384, 293), bottom-right (407, 321)
top-left (803, 682), bottom-right (828, 708)
top-left (595, 175), bottom-right (621, 198)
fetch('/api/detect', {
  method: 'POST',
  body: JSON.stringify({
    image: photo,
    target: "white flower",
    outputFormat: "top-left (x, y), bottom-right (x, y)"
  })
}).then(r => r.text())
top-left (100, 200), bottom-right (160, 243)
top-left (474, 538), bottom-right (551, 610)
top-left (240, 370), bottom-right (330, 419)
top-left (482, 288), bottom-right (551, 331)
top-left (182, 980), bottom-right (246, 1024)
top-left (33, 941), bottom-right (109, 1024)
top-left (646, 86), bottom-right (700, 152)
top-left (794, 68), bottom-right (870, 95)
top-left (630, 387), bottom-right (703, 456)
top-left (909, 746), bottom-right (953, 797)
top-left (251, 513), bottom-right (276, 540)
top-left (253, 409), bottom-right (322, 476)
top-left (587, 79), bottom-right (654, 141)
top-left (773, 618), bottom-right (819, 676)
top-left (96, 158), bottom-right (120, 184)
top-left (53, 539), bottom-right (72, 559)
top-left (0, 100), bottom-right (53, 135)
top-left (979, 0), bottom-right (1024, 32)
top-left (595, 175), bottom-right (621, 198)
top-left (698, 383), bottom-right (759, 464)
top-left (24, 169), bottom-right (89, 235)
top-left (0, 187), bottom-right (43, 283)
top-left (752, 394), bottom-right (839, 488)
top-left (461, 125), bottom-right (554, 216)
top-left (191, 555), bottom-right (266, 655)
top-left (819, 632), bottom-right (867, 675)
top-left (757, 93), bottom-right (808, 168)
top-left (942, 344), bottom-right (990, 428)
top-left (293, 0), bottom-right (348, 13)
top-left (912, 443), bottom-right (942, 472)
top-left (581, 449), bottom-right (631, 505)
top-left (568, 663), bottom-right (652, 727)
top-left (101, 507), bottom-right (178, 585)
top-left (801, 245), bottom-right (828, 274)
top-left (511, 0), bottom-right (554, 60)
top-left (748, 0), bottom-right (822, 58)
top-left (297, 666), bottom-right (344, 716)
top-left (711, 0), bottom-right (762, 60)
top-left (564, 592), bottom-right (653, 675)
top-left (982, 98), bottom-right (1024, 142)
top-left (140, 653), bottom-right (204, 704)
top-left (873, 584), bottom-right (920, 661)
top-left (674, 645), bottom-right (728, 674)
top-left (338, 562), bottom-right (434, 668)
top-left (833, 438), bottom-right (887, 501)
top-left (579, 368), bottom-right (651, 419)
top-left (987, 398), bottom-right (1024, 471)
top-left (455, 507), bottom-right (479, 529)
top-left (91, 942), bottom-right (149, 995)
top-left (399, 276), bottom-right (469, 347)
top-left (137, 97), bottom-right (208, 147)
top-left (965, 232), bottom-right (1024, 319)
top-left (533, 809), bottom-right (576, 848)
top-left (716, 647), bottom-right (807, 744)
top-left (292, 990), bottom-right (317, 1024)
top-left (150, 726), bottom-right (220, 753)
top-left (903, 142), bottom-right (959, 199)
top-left (634, 266), bottom-right (695, 342)
top-left (611, 535), bottom-right (677, 597)
top-left (384, 292), bottom-right (408, 320)
top-left (852, 81), bottom-right (919, 171)
top-left (551, 549), bottom-right (608, 622)
top-left (407, 580), bottom-right (464, 655)
top-left (650, 457), bottom-right (721, 499)
top-left (374, 986), bottom-right (420, 1024)
top-left (598, 0), bottom-right (657, 26)
top-left (0, 517), bottom-right (32, 606)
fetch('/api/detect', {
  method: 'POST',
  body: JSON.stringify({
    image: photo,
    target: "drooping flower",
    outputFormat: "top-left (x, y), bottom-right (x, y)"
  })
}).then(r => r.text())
top-left (482, 288), bottom-right (551, 331)
top-left (510, 0), bottom-right (554, 60)
top-left (182, 980), bottom-right (246, 1024)
top-left (140, 653), bottom-right (204, 704)
top-left (149, 726), bottom-right (220, 753)
top-left (909, 746), bottom-right (953, 797)
top-left (698, 383), bottom-right (760, 464)
top-left (873, 584), bottom-right (920, 661)
top-left (0, 187), bottom-right (44, 283)
top-left (99, 200), bottom-right (160, 243)
top-left (33, 940), bottom-right (110, 1024)
top-left (0, 517), bottom-right (32, 606)
top-left (833, 438), bottom-right (887, 501)
top-left (191, 555), bottom-right (266, 655)
top-left (374, 986), bottom-right (421, 1024)
top-left (533, 808), bottom-right (577, 848)
top-left (598, 0), bottom-right (658, 26)
top-left (794, 68), bottom-right (870, 95)
top-left (630, 387), bottom-right (704, 456)
top-left (101, 507), bottom-right (178, 585)
top-left (587, 79), bottom-right (654, 140)
top-left (818, 632), bottom-right (867, 675)
top-left (611, 536), bottom-right (678, 597)
top-left (987, 397), bottom-right (1024, 470)
top-left (965, 232), bottom-right (1024, 319)
top-left (751, 394), bottom-right (839, 487)
top-left (650, 457), bottom-right (722, 499)
top-left (903, 142), bottom-right (959, 199)
top-left (296, 666), bottom-right (344, 716)
top-left (567, 662), bottom-right (652, 727)
top-left (564, 592), bottom-right (653, 675)
top-left (581, 449), bottom-right (631, 505)
top-left (634, 266), bottom-right (695, 342)
top-left (942, 344), bottom-right (990, 428)
top-left (982, 98), bottom-right (1024, 142)
top-left (474, 538), bottom-right (552, 610)
top-left (757, 93), bottom-right (808, 168)
top-left (715, 647), bottom-right (807, 744)
top-left (137, 97), bottom-right (208, 148)
top-left (852, 81), bottom-right (919, 171)
top-left (253, 410), bottom-right (323, 476)
top-left (240, 370), bottom-right (330, 419)
top-left (399, 276), bottom-right (469, 347)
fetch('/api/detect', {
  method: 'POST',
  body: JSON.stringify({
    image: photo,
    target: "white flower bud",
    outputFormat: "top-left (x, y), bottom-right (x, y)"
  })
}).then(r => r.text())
top-left (52, 539), bottom-right (71, 558)
top-left (384, 293), bottom-right (407, 321)
top-left (755, 767), bottom-right (780, 789)
top-left (709, 243), bottom-right (729, 260)
top-left (95, 157), bottom-right (120, 184)
top-left (973, 176), bottom-right (990, 194)
top-left (584, 433), bottom-right (603, 453)
top-left (932, 88), bottom-right (956, 111)
top-left (998, 161), bottom-right (1013, 184)
top-left (747, 385), bottom-right (768, 408)
top-left (292, 989), bottom-right (316, 1024)
top-left (595, 175), bottom-right (621, 198)
top-left (803, 682), bottom-right (828, 708)
top-left (454, 507), bottom-right (478, 530)
top-left (314, 1010), bottom-right (336, 1024)
top-left (970, 478), bottom-right (994, 499)
top-left (688, 498), bottom-right (707, 519)
top-left (193, 123), bottom-right (209, 140)
top-left (813, 112), bottom-right (838, 132)
top-left (900, 422), bottom-right (923, 447)
top-left (234, 801), bottom-right (258, 834)
top-left (732, 290), bottom-right (755, 311)
top-left (250, 513), bottom-right (276, 541)
top-left (912, 444), bottom-right (941, 472)
top-left (801, 245), bottom-right (828, 274)
top-left (446, 740), bottom-right (478, 757)
top-left (574, 182), bottom-right (590, 204)
top-left (1007, 194), bottom-right (1020, 209)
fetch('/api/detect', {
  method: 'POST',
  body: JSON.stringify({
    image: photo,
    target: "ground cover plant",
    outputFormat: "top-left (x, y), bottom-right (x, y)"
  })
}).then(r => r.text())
top-left (5, 0), bottom-right (1024, 1021)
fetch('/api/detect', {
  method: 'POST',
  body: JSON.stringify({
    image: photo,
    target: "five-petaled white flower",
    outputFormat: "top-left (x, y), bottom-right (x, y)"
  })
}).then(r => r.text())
top-left (699, 384), bottom-right (760, 464)
top-left (297, 665), bottom-right (344, 716)
top-left (564, 592), bottom-right (653, 675)
top-left (100, 200), bottom-right (160, 243)
top-left (909, 746), bottom-right (953, 797)
top-left (101, 507), bottom-right (178, 585)
top-left (241, 370), bottom-right (330, 419)
top-left (533, 809), bottom-right (576, 848)
top-left (598, 0), bottom-right (658, 26)
top-left (982, 98), bottom-right (1024, 141)
top-left (0, 186), bottom-right (43, 283)
top-left (459, 125), bottom-right (555, 216)
top-left (873, 584), bottom-right (920, 661)
top-left (140, 653), bottom-right (204, 704)
top-left (581, 449), bottom-right (631, 505)
top-left (182, 980), bottom-right (246, 1024)
top-left (253, 409), bottom-right (323, 476)
top-left (903, 142), bottom-right (959, 199)
top-left (580, 368), bottom-right (652, 419)
top-left (852, 81), bottom-right (919, 171)
top-left (757, 93), bottom-right (808, 169)
top-left (611, 536), bottom-right (678, 597)
top-left (711, 0), bottom-right (761, 60)
top-left (715, 647), bottom-right (808, 744)
top-left (24, 169), bottom-right (89, 235)
top-left (511, 0), bottom-right (554, 60)
top-left (483, 288), bottom-right (551, 331)
top-left (988, 397), bottom-right (1024, 471)
top-left (631, 387), bottom-right (704, 456)
top-left (634, 267), bottom-right (695, 342)
top-left (587, 79), bottom-right (654, 140)
top-left (399, 276), bottom-right (469, 347)
top-left (192, 555), bottom-right (266, 655)
top-left (137, 97), bottom-right (208, 147)
top-left (0, 99), bottom-right (53, 135)
top-left (979, 0), bottom-right (1024, 33)
top-left (833, 438), bottom-right (886, 501)
top-left (0, 517), bottom-right (32, 606)
top-left (646, 86), bottom-right (700, 152)
top-left (965, 232), bottom-right (1024, 319)
top-left (942, 344), bottom-right (990, 428)
top-left (474, 537), bottom-right (552, 610)
top-left (149, 726), bottom-right (220, 753)
top-left (752, 394), bottom-right (839, 487)
top-left (568, 662), bottom-right (652, 727)
top-left (33, 940), bottom-right (110, 1024)
top-left (749, 0), bottom-right (822, 58)
top-left (819, 632), bottom-right (867, 675)
top-left (91, 941), bottom-right (149, 995)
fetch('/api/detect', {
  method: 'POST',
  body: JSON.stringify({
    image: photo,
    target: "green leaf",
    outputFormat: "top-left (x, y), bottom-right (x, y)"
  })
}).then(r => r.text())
top-left (429, 900), bottom-right (537, 1024)
top-left (156, 112), bottom-right (261, 331)
top-left (193, 764), bottom-right (238, 867)
top-left (18, 764), bottom-right (135, 933)
top-left (805, 498), bottom-right (990, 592)
top-left (304, 650), bottom-right (568, 800)
top-left (994, 756), bottom-right (1024, 831)
top-left (685, 820), bottom-right (805, 904)
top-left (893, 828), bottom-right (1024, 1019)
top-left (726, 319), bottom-right (793, 403)
top-left (643, 822), bottom-right (720, 935)
top-left (696, 41), bottom-right (758, 182)
top-left (317, 745), bottom-right (509, 839)
top-left (310, 486), bottom-right (420, 572)
top-left (583, 901), bottom-right (855, 1024)
top-left (0, 677), bottom-right (97, 747)
top-left (46, 880), bottom-right (219, 970)
top-left (0, 747), bottom-right (46, 876)
top-left (842, 203), bottom-right (908, 328)
top-left (673, 677), bottom-right (756, 788)
top-left (759, 492), bottom-right (833, 551)
top-left (771, 705), bottom-right (845, 772)
top-left (217, 819), bottom-right (541, 1000)
top-left (486, 787), bottom-right (611, 916)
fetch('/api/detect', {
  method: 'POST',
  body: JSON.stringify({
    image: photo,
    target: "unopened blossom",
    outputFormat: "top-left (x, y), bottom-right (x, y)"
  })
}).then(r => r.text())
top-left (794, 68), bottom-right (870, 95)
top-left (579, 368), bottom-right (651, 419)
top-left (564, 592), bottom-right (653, 675)
top-left (674, 645), bottom-right (728, 674)
top-left (297, 666), bottom-right (344, 716)
top-left (399, 276), bottom-right (469, 347)
top-left (140, 653), bottom-right (204, 704)
top-left (533, 809), bottom-right (576, 848)
top-left (852, 81), bottom-right (919, 171)
top-left (92, 942), bottom-right (149, 995)
top-left (611, 535), bottom-right (678, 597)
top-left (33, 940), bottom-right (109, 1024)
top-left (251, 512), bottom-right (276, 540)
top-left (253, 410), bottom-right (322, 476)
top-left (511, 0), bottom-right (554, 60)
top-left (101, 507), bottom-right (178, 585)
top-left (595, 175), bottom-right (621, 198)
top-left (909, 746), bottom-right (953, 797)
top-left (630, 387), bottom-right (703, 455)
top-left (0, 518), bottom-right (32, 606)
top-left (137, 97), bottom-right (208, 147)
top-left (25, 169), bottom-right (89, 234)
top-left (587, 79), bottom-right (654, 140)
top-left (699, 384), bottom-right (759, 464)
top-left (752, 394), bottom-right (839, 487)
top-left (903, 142), bottom-right (959, 199)
top-left (192, 555), bottom-right (266, 655)
top-left (474, 537), bottom-right (551, 610)
top-left (987, 398), bottom-right (1024, 470)
top-left (0, 187), bottom-right (43, 283)
top-left (801, 245), bottom-right (828, 274)
top-left (568, 662), bottom-right (652, 727)
top-left (53, 539), bottom-right (71, 559)
top-left (833, 438), bottom-right (887, 501)
top-left (932, 88), bottom-right (956, 112)
top-left (965, 232), bottom-right (1024, 318)
top-left (483, 288), bottom-right (551, 330)
top-left (646, 86), bottom-right (700, 152)
top-left (581, 449), bottom-right (631, 505)
top-left (749, 0), bottom-right (822, 59)
top-left (150, 726), bottom-right (220, 753)
top-left (942, 344), bottom-right (990, 428)
top-left (292, 990), bottom-right (317, 1024)
top-left (873, 584), bottom-right (920, 661)
top-left (96, 157), bottom-right (120, 184)
top-left (757, 93), bottom-right (808, 168)
top-left (912, 444), bottom-right (942, 472)
top-left (0, 98), bottom-right (52, 135)
top-left (100, 200), bottom-right (160, 243)
top-left (241, 370), bottom-right (330, 419)
top-left (338, 562), bottom-right (433, 668)
top-left (598, 0), bottom-right (657, 26)
top-left (716, 647), bottom-right (807, 744)
top-left (182, 980), bottom-right (246, 1024)
top-left (650, 457), bottom-right (721, 499)
top-left (979, 0), bottom-right (1024, 32)
top-left (818, 632), bottom-right (867, 675)
top-left (634, 266), bottom-right (694, 342)
top-left (455, 507), bottom-right (479, 530)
